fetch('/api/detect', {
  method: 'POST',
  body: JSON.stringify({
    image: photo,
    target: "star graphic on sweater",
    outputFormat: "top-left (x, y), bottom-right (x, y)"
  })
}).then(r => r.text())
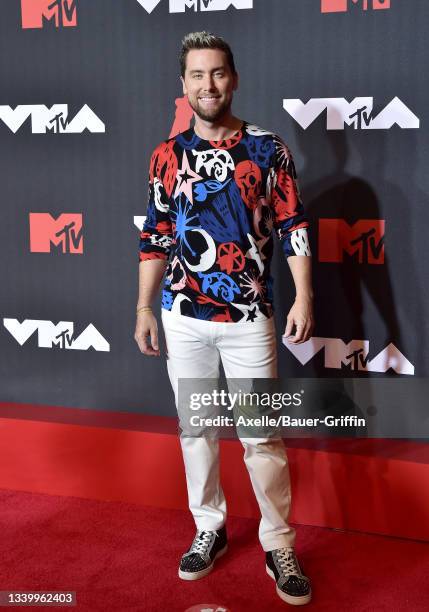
top-left (174, 150), bottom-right (203, 205)
top-left (246, 307), bottom-right (258, 322)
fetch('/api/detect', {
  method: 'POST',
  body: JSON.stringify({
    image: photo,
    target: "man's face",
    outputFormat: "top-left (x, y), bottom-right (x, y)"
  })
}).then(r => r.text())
top-left (181, 48), bottom-right (238, 123)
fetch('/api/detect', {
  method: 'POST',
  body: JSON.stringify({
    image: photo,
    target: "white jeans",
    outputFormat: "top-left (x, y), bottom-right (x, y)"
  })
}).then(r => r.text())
top-left (160, 308), bottom-right (296, 551)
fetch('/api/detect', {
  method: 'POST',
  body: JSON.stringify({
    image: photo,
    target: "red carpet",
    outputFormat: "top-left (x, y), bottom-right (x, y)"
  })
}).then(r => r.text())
top-left (2, 410), bottom-right (429, 542)
top-left (0, 489), bottom-right (428, 611)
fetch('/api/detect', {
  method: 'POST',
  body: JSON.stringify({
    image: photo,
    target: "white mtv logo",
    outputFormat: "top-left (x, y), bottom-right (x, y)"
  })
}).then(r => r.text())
top-left (3, 319), bottom-right (110, 351)
top-left (0, 105), bottom-right (105, 134)
top-left (284, 337), bottom-right (414, 375)
top-left (283, 97), bottom-right (420, 130)
top-left (136, 0), bottom-right (252, 13)
top-left (134, 216), bottom-right (147, 230)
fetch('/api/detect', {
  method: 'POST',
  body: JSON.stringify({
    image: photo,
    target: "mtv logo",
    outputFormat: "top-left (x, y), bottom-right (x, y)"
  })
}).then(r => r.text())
top-left (0, 104), bottom-right (105, 134)
top-left (136, 0), bottom-right (252, 13)
top-left (321, 0), bottom-right (390, 13)
top-left (21, 0), bottom-right (77, 29)
top-left (134, 216), bottom-right (147, 231)
top-left (319, 219), bottom-right (385, 264)
top-left (3, 319), bottom-right (110, 351)
top-left (169, 96), bottom-right (194, 139)
top-left (282, 97), bottom-right (419, 130)
top-left (29, 213), bottom-right (83, 253)
top-left (284, 337), bottom-right (414, 375)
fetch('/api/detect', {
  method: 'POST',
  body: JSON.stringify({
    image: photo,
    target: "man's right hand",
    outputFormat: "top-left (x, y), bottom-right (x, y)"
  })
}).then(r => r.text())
top-left (134, 311), bottom-right (160, 356)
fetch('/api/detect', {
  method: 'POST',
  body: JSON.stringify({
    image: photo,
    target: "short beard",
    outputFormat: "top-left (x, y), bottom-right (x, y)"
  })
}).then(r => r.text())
top-left (189, 96), bottom-right (232, 124)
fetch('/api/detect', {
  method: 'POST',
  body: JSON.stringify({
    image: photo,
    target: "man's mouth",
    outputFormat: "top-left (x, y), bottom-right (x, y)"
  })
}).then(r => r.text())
top-left (199, 96), bottom-right (220, 102)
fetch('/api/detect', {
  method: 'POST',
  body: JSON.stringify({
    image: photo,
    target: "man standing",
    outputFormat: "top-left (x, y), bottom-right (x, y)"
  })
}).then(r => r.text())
top-left (135, 32), bottom-right (314, 606)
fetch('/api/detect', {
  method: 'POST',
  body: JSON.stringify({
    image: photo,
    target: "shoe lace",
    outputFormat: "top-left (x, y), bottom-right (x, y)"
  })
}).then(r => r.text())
top-left (275, 547), bottom-right (302, 577)
top-left (189, 530), bottom-right (214, 556)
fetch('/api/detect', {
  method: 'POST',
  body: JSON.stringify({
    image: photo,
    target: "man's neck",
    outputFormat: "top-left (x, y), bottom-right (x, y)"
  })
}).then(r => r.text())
top-left (193, 114), bottom-right (243, 141)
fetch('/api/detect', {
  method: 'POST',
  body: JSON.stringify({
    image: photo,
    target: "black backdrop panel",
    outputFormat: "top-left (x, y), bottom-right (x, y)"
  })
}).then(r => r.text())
top-left (0, 1), bottom-right (427, 416)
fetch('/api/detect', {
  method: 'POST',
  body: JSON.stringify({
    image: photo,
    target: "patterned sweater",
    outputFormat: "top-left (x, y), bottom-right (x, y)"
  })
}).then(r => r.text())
top-left (139, 120), bottom-right (311, 323)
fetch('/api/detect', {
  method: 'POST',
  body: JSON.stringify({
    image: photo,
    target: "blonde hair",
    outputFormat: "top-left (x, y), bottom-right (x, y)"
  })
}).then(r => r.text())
top-left (179, 31), bottom-right (237, 78)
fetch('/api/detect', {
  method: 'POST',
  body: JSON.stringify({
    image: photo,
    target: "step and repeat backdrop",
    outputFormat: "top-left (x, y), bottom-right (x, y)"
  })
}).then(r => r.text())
top-left (0, 0), bottom-right (427, 418)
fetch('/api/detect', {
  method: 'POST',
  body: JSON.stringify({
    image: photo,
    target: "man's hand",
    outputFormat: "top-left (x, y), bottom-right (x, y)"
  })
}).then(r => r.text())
top-left (134, 311), bottom-right (160, 356)
top-left (284, 296), bottom-right (315, 344)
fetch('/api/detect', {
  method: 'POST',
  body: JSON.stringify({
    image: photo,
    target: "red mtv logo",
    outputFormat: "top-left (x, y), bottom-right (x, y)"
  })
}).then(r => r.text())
top-left (169, 96), bottom-right (194, 138)
top-left (21, 0), bottom-right (77, 29)
top-left (321, 0), bottom-right (390, 13)
top-left (29, 213), bottom-right (83, 253)
top-left (319, 219), bottom-right (385, 264)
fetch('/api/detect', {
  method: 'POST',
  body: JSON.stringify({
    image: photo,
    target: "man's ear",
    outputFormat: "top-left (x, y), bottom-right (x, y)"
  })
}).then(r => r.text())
top-left (233, 72), bottom-right (239, 92)
top-left (180, 76), bottom-right (187, 96)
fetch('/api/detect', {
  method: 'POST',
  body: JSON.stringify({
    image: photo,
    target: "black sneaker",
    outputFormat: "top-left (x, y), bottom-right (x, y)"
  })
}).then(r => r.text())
top-left (178, 525), bottom-right (228, 581)
top-left (266, 547), bottom-right (312, 605)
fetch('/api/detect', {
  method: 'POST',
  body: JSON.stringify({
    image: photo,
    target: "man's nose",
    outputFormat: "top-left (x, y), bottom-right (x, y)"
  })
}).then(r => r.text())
top-left (202, 75), bottom-right (216, 90)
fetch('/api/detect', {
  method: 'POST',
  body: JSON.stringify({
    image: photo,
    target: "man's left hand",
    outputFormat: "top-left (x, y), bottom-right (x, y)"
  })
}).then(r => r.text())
top-left (284, 296), bottom-right (315, 344)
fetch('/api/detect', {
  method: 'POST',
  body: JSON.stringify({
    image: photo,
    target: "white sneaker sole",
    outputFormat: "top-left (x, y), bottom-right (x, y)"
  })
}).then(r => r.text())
top-left (178, 544), bottom-right (228, 581)
top-left (266, 565), bottom-right (312, 606)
